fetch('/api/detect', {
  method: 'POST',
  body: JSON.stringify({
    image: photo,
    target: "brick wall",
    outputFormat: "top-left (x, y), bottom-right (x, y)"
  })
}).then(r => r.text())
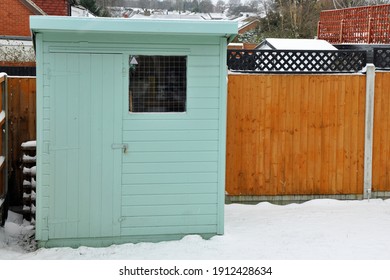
top-left (0, 0), bottom-right (69, 37)
top-left (32, 0), bottom-right (69, 16)
top-left (0, 0), bottom-right (34, 37)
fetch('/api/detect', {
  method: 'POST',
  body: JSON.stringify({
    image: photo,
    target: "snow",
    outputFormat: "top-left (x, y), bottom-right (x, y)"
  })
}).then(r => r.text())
top-left (258, 38), bottom-right (337, 50)
top-left (0, 110), bottom-right (5, 123)
top-left (21, 140), bottom-right (36, 148)
top-left (0, 156), bottom-right (4, 168)
top-left (23, 154), bottom-right (36, 161)
top-left (23, 166), bottom-right (36, 176)
top-left (1, 199), bottom-right (390, 259)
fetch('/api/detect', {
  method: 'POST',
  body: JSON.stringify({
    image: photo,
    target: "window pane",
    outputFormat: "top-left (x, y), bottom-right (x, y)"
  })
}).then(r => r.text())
top-left (129, 55), bottom-right (187, 113)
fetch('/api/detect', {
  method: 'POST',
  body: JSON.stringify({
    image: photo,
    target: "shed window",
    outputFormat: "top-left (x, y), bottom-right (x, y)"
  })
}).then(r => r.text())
top-left (129, 55), bottom-right (187, 113)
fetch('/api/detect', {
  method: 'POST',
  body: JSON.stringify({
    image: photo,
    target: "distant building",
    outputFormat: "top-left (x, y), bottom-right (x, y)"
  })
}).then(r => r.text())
top-left (0, 0), bottom-right (70, 38)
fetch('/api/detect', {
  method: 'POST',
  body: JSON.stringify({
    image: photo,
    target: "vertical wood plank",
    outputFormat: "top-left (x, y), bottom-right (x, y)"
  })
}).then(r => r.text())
top-left (270, 75), bottom-right (280, 195)
top-left (299, 76), bottom-right (309, 193)
top-left (292, 76), bottom-right (301, 193)
top-left (78, 53), bottom-right (92, 237)
top-left (350, 76), bottom-right (360, 193)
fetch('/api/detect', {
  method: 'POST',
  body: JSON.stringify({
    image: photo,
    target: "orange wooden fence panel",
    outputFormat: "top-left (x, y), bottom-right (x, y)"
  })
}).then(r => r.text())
top-left (372, 72), bottom-right (390, 192)
top-left (318, 4), bottom-right (390, 44)
top-left (226, 74), bottom-right (366, 196)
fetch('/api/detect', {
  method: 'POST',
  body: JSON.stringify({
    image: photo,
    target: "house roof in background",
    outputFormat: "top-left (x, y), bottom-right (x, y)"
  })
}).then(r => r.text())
top-left (257, 38), bottom-right (337, 50)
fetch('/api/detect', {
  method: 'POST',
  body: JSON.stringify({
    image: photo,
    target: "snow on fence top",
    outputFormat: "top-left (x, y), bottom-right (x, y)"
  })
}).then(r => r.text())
top-left (318, 4), bottom-right (390, 44)
top-left (21, 140), bottom-right (36, 148)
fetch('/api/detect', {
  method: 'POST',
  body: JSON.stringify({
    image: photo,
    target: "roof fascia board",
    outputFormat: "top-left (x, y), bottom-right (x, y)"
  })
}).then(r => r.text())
top-left (30, 16), bottom-right (237, 40)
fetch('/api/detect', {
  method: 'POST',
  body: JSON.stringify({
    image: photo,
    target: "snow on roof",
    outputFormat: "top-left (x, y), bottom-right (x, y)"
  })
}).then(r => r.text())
top-left (71, 5), bottom-right (96, 17)
top-left (130, 14), bottom-right (205, 20)
top-left (259, 38), bottom-right (337, 50)
top-left (0, 39), bottom-right (35, 62)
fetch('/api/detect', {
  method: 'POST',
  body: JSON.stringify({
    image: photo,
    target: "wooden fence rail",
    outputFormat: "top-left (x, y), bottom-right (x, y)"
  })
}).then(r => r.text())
top-left (226, 72), bottom-right (390, 200)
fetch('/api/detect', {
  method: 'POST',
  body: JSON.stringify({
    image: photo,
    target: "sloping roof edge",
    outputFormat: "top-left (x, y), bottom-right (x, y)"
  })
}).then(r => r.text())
top-left (19, 0), bottom-right (47, 15)
top-left (238, 19), bottom-right (260, 32)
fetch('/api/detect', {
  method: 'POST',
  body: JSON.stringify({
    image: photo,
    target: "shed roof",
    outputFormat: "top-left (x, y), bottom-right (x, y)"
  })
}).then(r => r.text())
top-left (30, 16), bottom-right (237, 41)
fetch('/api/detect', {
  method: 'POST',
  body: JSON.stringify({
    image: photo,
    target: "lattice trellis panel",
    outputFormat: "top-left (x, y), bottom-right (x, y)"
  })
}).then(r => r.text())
top-left (227, 50), bottom-right (367, 73)
top-left (318, 4), bottom-right (390, 44)
top-left (374, 48), bottom-right (390, 69)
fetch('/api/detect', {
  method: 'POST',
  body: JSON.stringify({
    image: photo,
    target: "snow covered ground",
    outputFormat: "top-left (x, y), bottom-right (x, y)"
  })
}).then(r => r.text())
top-left (1, 199), bottom-right (390, 260)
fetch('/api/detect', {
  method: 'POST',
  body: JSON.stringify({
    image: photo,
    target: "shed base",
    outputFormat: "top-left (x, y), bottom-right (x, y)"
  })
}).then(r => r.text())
top-left (37, 233), bottom-right (217, 249)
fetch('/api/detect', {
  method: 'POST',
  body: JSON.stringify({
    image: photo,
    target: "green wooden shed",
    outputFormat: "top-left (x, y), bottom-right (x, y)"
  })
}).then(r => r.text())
top-left (30, 16), bottom-right (237, 248)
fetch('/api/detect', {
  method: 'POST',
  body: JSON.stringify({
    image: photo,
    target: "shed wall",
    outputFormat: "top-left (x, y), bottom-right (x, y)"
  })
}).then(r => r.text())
top-left (36, 33), bottom-right (226, 244)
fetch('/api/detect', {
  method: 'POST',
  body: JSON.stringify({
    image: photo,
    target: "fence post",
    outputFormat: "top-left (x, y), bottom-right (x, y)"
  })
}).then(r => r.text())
top-left (364, 64), bottom-right (375, 199)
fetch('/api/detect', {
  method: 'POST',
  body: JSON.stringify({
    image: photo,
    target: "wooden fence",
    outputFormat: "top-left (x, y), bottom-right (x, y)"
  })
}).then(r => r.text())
top-left (7, 77), bottom-right (36, 205)
top-left (0, 73), bottom-right (7, 198)
top-left (3, 73), bottom-right (390, 203)
top-left (373, 72), bottom-right (390, 192)
top-left (226, 72), bottom-right (390, 198)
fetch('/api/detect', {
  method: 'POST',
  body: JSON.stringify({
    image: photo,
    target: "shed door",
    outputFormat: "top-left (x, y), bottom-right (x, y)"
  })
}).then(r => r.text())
top-left (48, 53), bottom-right (123, 239)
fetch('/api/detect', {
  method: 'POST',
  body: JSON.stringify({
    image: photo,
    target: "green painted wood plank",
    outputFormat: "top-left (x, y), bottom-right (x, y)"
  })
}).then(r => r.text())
top-left (112, 54), bottom-right (123, 237)
top-left (188, 98), bottom-right (219, 109)
top-left (122, 172), bottom-right (218, 184)
top-left (122, 183), bottom-right (218, 195)
top-left (123, 120), bottom-right (218, 130)
top-left (35, 33), bottom-right (44, 240)
top-left (89, 54), bottom-right (104, 237)
top-left (51, 52), bottom-right (68, 239)
top-left (126, 141), bottom-right (218, 152)
top-left (124, 108), bottom-right (219, 120)
top-left (65, 53), bottom-right (80, 238)
top-left (122, 162), bottom-right (218, 174)
top-left (43, 33), bottom-right (221, 45)
top-left (188, 66), bottom-right (220, 77)
top-left (217, 37), bottom-right (228, 234)
top-left (121, 204), bottom-right (217, 217)
top-left (121, 215), bottom-right (217, 227)
top-left (127, 110), bottom-right (219, 120)
top-left (100, 54), bottom-right (115, 237)
top-left (123, 130), bottom-right (219, 141)
top-left (122, 193), bottom-right (218, 206)
top-left (121, 225), bottom-right (217, 236)
top-left (77, 53), bottom-right (92, 238)
top-left (123, 151), bottom-right (219, 163)
top-left (188, 56), bottom-right (220, 66)
top-left (188, 77), bottom-right (219, 88)
top-left (188, 88), bottom-right (220, 98)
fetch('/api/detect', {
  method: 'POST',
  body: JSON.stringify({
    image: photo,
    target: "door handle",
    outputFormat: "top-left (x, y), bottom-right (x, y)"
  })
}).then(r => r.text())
top-left (111, 143), bottom-right (128, 153)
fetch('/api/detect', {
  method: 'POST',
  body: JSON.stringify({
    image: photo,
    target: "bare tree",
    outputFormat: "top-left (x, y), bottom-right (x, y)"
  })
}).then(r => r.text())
top-left (215, 0), bottom-right (226, 12)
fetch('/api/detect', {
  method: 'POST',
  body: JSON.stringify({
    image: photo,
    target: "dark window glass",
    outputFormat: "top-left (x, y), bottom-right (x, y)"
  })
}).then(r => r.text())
top-left (129, 55), bottom-right (186, 113)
